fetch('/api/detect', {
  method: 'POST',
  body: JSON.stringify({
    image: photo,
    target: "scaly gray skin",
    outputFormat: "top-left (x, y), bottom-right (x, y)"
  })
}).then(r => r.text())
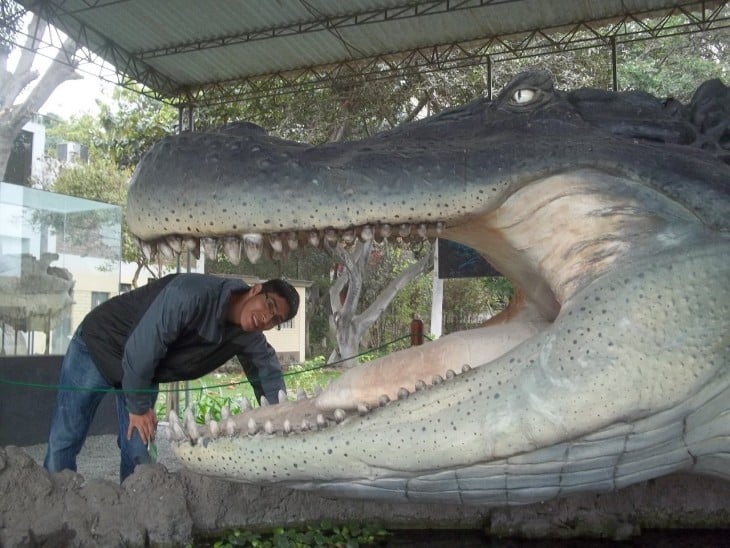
top-left (126, 70), bottom-right (730, 505)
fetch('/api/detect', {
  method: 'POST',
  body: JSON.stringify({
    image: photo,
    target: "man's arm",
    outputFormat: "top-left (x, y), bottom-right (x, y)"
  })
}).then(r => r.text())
top-left (237, 335), bottom-right (286, 404)
top-left (121, 278), bottom-right (210, 414)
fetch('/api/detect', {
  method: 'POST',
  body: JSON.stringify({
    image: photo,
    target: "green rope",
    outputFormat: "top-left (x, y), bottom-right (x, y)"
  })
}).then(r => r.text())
top-left (0, 333), bottom-right (431, 394)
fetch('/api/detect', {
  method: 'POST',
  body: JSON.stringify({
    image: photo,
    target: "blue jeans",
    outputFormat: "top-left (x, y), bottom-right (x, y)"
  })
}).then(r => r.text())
top-left (44, 328), bottom-right (158, 482)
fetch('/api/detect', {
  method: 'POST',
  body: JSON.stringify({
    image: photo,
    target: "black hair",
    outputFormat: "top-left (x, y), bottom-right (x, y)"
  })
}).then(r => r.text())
top-left (260, 279), bottom-right (300, 322)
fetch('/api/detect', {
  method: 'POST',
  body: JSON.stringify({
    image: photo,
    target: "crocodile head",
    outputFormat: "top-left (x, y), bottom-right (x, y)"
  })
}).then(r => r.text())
top-left (126, 70), bottom-right (730, 505)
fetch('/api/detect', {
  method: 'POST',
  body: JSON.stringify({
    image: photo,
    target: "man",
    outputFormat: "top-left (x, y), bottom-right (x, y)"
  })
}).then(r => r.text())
top-left (43, 272), bottom-right (300, 482)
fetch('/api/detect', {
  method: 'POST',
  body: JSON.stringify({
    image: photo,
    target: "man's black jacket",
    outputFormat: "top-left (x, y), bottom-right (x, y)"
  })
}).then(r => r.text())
top-left (81, 273), bottom-right (285, 414)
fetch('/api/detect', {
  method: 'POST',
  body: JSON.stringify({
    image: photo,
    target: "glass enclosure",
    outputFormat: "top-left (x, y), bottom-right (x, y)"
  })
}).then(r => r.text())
top-left (0, 182), bottom-right (121, 355)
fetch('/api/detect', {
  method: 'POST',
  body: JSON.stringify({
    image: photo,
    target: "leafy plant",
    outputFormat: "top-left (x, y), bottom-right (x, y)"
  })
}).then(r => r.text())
top-left (156, 374), bottom-right (255, 422)
top-left (159, 357), bottom-right (342, 423)
top-left (192, 389), bottom-right (243, 424)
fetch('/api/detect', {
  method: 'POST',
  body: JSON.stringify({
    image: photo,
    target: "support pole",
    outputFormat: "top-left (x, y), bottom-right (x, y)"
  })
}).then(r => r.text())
top-left (430, 239), bottom-right (443, 339)
top-left (611, 36), bottom-right (618, 91)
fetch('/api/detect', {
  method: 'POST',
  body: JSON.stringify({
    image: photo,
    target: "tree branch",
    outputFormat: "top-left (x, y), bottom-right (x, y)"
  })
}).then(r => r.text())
top-left (0, 14), bottom-right (45, 105)
top-left (0, 27), bottom-right (80, 176)
top-left (22, 34), bottom-right (80, 109)
top-left (357, 244), bottom-right (434, 331)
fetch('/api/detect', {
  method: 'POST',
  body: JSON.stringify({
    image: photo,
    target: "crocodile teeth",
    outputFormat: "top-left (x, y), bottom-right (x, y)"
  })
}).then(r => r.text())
top-left (260, 396), bottom-right (270, 407)
top-left (397, 387), bottom-right (410, 400)
top-left (334, 409), bottom-right (346, 423)
top-left (342, 229), bottom-right (355, 244)
top-left (186, 418), bottom-right (199, 442)
top-left (222, 236), bottom-right (241, 264)
top-left (168, 412), bottom-right (186, 441)
top-left (201, 237), bottom-right (218, 260)
top-left (287, 232), bottom-right (299, 250)
top-left (209, 419), bottom-right (220, 438)
top-left (324, 228), bottom-right (337, 244)
top-left (243, 233), bottom-right (263, 263)
top-left (264, 420), bottom-right (274, 434)
top-left (277, 389), bottom-right (288, 403)
top-left (247, 418), bottom-right (258, 435)
top-left (137, 222), bottom-right (452, 267)
top-left (140, 239), bottom-right (155, 260)
top-left (157, 239), bottom-right (176, 260)
top-left (183, 236), bottom-right (200, 256)
top-left (268, 234), bottom-right (283, 253)
top-left (166, 235), bottom-right (183, 254)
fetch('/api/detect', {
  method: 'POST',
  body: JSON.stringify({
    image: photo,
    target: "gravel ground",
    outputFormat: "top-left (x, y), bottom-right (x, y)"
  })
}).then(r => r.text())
top-left (20, 421), bottom-right (181, 483)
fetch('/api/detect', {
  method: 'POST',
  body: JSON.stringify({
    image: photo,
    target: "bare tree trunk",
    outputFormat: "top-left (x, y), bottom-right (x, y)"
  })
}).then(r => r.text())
top-left (326, 239), bottom-right (434, 368)
top-left (327, 239), bottom-right (368, 367)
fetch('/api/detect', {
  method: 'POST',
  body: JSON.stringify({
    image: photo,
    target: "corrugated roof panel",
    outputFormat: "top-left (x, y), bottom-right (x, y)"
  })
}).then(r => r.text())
top-left (15, 0), bottom-right (728, 99)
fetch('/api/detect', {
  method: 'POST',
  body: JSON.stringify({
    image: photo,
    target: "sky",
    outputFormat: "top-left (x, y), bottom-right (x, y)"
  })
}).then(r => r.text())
top-left (9, 11), bottom-right (115, 121)
top-left (39, 73), bottom-right (112, 119)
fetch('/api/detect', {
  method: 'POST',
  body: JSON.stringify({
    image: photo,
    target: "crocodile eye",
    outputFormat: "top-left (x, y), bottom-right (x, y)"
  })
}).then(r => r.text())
top-left (512, 88), bottom-right (536, 104)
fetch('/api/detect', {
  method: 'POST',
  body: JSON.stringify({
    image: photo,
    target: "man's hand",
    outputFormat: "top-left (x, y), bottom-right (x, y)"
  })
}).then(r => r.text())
top-left (127, 409), bottom-right (157, 444)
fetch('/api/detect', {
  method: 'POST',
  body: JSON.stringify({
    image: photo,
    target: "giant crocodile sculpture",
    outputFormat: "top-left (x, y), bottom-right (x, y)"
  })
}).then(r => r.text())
top-left (126, 69), bottom-right (729, 506)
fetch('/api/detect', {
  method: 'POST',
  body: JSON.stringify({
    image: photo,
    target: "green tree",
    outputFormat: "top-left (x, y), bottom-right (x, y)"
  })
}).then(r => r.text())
top-left (46, 86), bottom-right (178, 286)
top-left (48, 157), bottom-right (151, 272)
top-left (618, 31), bottom-right (729, 100)
top-left (48, 86), bottom-right (177, 169)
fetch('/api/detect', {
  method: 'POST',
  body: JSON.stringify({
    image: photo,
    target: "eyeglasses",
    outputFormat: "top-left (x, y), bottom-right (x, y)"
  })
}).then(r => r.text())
top-left (264, 293), bottom-right (285, 329)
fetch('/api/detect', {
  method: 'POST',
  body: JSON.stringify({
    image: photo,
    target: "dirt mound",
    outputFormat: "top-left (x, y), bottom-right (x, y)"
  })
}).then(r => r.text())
top-left (2, 444), bottom-right (729, 547)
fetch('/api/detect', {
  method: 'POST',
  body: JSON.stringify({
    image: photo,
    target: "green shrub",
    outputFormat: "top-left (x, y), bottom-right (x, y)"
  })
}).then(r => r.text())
top-left (159, 357), bottom-right (342, 423)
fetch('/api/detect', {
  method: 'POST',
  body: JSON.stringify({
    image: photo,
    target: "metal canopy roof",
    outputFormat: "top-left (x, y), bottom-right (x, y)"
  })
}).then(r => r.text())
top-left (13, 0), bottom-right (730, 107)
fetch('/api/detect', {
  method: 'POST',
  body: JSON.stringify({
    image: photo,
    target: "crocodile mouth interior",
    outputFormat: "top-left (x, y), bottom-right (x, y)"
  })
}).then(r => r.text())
top-left (156, 216), bottom-right (554, 446)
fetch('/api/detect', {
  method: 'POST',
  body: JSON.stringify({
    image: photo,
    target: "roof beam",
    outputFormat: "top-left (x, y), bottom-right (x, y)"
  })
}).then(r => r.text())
top-left (162, 1), bottom-right (729, 107)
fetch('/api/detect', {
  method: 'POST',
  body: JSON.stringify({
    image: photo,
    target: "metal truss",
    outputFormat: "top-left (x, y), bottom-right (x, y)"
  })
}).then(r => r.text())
top-left (3, 0), bottom-right (728, 108)
top-left (146, 0), bottom-right (730, 107)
